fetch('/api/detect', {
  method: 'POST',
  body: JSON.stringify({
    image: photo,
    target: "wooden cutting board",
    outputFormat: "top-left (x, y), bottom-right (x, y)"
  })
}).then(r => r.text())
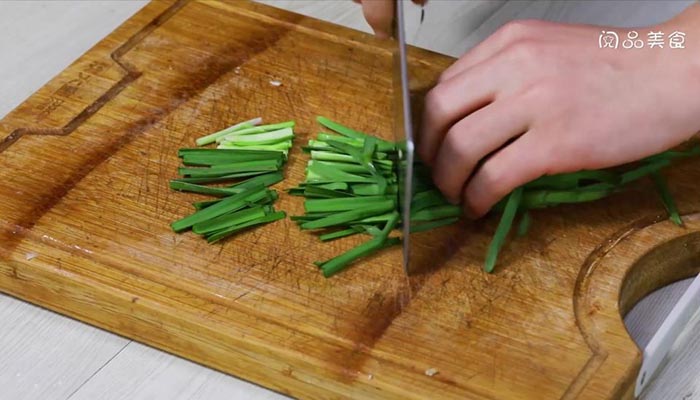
top-left (2, 1), bottom-right (699, 398)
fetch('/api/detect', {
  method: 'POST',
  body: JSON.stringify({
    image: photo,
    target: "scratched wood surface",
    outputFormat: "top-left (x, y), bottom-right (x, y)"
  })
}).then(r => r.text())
top-left (1, 1), bottom-right (700, 399)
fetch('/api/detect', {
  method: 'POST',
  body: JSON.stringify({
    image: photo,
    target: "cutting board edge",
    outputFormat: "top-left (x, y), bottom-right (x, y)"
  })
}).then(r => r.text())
top-left (0, 0), bottom-right (697, 398)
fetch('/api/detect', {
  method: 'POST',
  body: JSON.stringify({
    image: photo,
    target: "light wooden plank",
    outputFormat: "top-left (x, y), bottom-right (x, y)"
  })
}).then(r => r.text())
top-left (68, 342), bottom-right (288, 400)
top-left (0, 294), bottom-right (129, 400)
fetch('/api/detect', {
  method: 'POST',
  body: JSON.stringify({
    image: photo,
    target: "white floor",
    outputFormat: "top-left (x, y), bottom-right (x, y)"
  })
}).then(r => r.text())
top-left (0, 1), bottom-right (698, 399)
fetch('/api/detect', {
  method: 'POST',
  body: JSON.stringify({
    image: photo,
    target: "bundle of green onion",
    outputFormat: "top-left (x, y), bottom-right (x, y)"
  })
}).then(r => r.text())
top-left (169, 118), bottom-right (294, 243)
top-left (291, 117), bottom-right (699, 277)
top-left (169, 115), bottom-right (698, 277)
top-left (486, 143), bottom-right (700, 272)
top-left (289, 116), bottom-right (461, 277)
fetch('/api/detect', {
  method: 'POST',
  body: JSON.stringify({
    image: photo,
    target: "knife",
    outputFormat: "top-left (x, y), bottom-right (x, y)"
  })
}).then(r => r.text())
top-left (392, 0), bottom-right (415, 275)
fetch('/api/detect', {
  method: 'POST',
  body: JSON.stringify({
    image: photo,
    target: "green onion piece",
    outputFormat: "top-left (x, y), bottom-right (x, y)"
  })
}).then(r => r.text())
top-left (355, 224), bottom-right (384, 237)
top-left (410, 217), bottom-right (459, 234)
top-left (306, 163), bottom-right (376, 184)
top-left (179, 148), bottom-right (280, 157)
top-left (520, 186), bottom-right (615, 209)
top-left (300, 201), bottom-right (395, 230)
top-left (643, 144), bottom-right (700, 163)
top-left (193, 206), bottom-right (269, 235)
top-left (170, 181), bottom-right (242, 197)
top-left (350, 212), bottom-right (396, 224)
top-left (171, 171), bottom-right (273, 184)
top-left (218, 141), bottom-right (292, 151)
top-left (411, 190), bottom-right (448, 213)
top-left (307, 160), bottom-right (390, 175)
top-left (221, 127), bottom-right (294, 146)
top-left (517, 211), bottom-right (531, 237)
top-left (195, 117), bottom-right (262, 146)
top-left (526, 170), bottom-right (620, 190)
top-left (316, 182), bottom-right (350, 191)
top-left (316, 116), bottom-right (368, 140)
top-left (319, 227), bottom-right (362, 242)
top-left (299, 186), bottom-right (349, 199)
top-left (411, 204), bottom-right (462, 222)
top-left (179, 159), bottom-right (282, 178)
top-left (484, 187), bottom-right (523, 273)
top-left (193, 199), bottom-right (220, 210)
top-left (304, 196), bottom-right (394, 213)
top-left (215, 121), bottom-right (295, 143)
top-left (620, 159), bottom-right (671, 185)
top-left (181, 149), bottom-right (283, 166)
top-left (651, 171), bottom-right (683, 226)
top-left (228, 172), bottom-right (284, 190)
top-left (310, 150), bottom-right (388, 163)
top-left (351, 183), bottom-right (398, 196)
top-left (171, 185), bottom-right (269, 232)
top-left (206, 211), bottom-right (286, 243)
top-left (290, 213), bottom-right (334, 222)
top-left (320, 212), bottom-right (399, 277)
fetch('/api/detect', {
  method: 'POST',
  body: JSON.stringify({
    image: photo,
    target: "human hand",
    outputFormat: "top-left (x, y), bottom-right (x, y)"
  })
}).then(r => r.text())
top-left (420, 4), bottom-right (700, 218)
top-left (353, 0), bottom-right (427, 38)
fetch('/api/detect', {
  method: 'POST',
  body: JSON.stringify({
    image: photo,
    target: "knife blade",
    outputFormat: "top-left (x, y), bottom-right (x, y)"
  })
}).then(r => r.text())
top-left (391, 0), bottom-right (415, 275)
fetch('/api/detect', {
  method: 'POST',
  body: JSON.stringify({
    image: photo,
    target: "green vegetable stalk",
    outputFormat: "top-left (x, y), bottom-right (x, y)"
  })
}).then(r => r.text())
top-left (170, 118), bottom-right (292, 243)
top-left (293, 117), bottom-right (698, 276)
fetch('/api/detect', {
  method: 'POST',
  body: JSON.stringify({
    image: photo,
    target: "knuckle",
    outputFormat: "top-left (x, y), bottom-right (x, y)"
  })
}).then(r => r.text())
top-left (497, 19), bottom-right (540, 42)
top-left (479, 162), bottom-right (507, 196)
top-left (424, 84), bottom-right (452, 118)
top-left (519, 80), bottom-right (552, 103)
top-left (444, 127), bottom-right (471, 159)
top-left (504, 38), bottom-right (546, 64)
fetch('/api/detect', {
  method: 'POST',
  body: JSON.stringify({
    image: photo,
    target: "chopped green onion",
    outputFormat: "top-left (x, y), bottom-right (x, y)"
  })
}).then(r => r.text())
top-left (300, 201), bottom-right (395, 230)
top-left (215, 121), bottom-right (295, 143)
top-left (221, 127), bottom-right (294, 146)
top-left (171, 185), bottom-right (271, 232)
top-left (485, 187), bottom-right (523, 273)
top-left (517, 212), bottom-right (531, 237)
top-left (651, 171), bottom-right (682, 226)
top-left (207, 211), bottom-right (286, 243)
top-left (410, 217), bottom-right (459, 234)
top-left (195, 117), bottom-right (262, 146)
top-left (193, 206), bottom-right (270, 235)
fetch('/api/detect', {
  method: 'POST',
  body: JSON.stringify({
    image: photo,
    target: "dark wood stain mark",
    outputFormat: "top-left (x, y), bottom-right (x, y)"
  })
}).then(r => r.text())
top-left (335, 266), bottom-right (448, 383)
top-left (0, 0), bottom-right (189, 154)
top-left (330, 226), bottom-right (466, 383)
top-left (0, 0), bottom-right (299, 259)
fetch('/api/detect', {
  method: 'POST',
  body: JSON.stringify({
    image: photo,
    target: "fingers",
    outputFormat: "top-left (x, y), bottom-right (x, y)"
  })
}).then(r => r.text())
top-left (431, 98), bottom-right (530, 204)
top-left (463, 132), bottom-right (550, 217)
top-left (419, 58), bottom-right (507, 166)
top-left (361, 0), bottom-right (394, 39)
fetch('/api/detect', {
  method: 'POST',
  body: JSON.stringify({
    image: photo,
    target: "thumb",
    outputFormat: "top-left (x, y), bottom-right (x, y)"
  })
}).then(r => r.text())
top-left (361, 0), bottom-right (394, 39)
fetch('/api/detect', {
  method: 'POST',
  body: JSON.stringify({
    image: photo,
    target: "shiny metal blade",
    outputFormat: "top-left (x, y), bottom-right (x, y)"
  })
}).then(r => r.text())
top-left (392, 0), bottom-right (415, 275)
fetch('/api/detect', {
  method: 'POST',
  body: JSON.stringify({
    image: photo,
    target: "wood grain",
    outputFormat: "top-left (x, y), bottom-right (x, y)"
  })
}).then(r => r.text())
top-left (1, 1), bottom-right (699, 399)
